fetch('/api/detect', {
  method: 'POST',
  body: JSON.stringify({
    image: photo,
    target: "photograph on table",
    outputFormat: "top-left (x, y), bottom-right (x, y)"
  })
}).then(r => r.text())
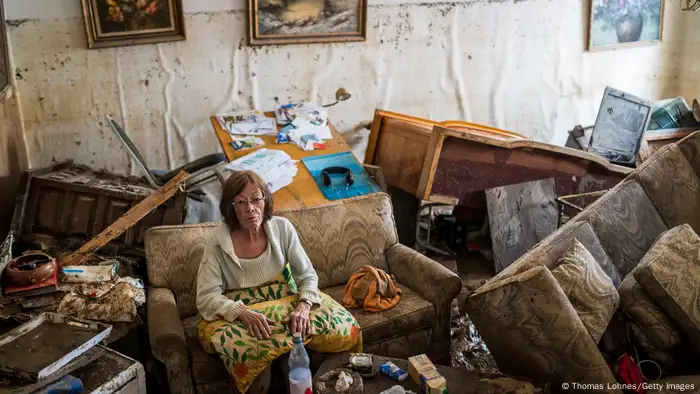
top-left (588, 0), bottom-right (664, 51)
top-left (247, 0), bottom-right (367, 45)
top-left (81, 0), bottom-right (186, 49)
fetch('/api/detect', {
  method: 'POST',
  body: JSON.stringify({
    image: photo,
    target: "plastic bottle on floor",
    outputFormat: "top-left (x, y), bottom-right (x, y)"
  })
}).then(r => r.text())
top-left (289, 332), bottom-right (313, 394)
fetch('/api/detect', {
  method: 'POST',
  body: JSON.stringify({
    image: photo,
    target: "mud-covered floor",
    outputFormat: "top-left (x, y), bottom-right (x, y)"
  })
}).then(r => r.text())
top-left (448, 251), bottom-right (501, 374)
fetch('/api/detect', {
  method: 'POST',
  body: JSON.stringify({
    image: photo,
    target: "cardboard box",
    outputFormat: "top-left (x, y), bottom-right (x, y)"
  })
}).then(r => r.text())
top-left (420, 369), bottom-right (448, 394)
top-left (408, 354), bottom-right (436, 384)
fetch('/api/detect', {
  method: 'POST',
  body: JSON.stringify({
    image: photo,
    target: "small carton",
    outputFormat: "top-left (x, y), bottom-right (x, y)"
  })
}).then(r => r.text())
top-left (419, 369), bottom-right (448, 394)
top-left (408, 354), bottom-right (436, 384)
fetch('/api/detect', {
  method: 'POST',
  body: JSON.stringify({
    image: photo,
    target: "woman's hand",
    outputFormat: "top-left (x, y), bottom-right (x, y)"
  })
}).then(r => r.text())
top-left (238, 308), bottom-right (274, 340)
top-left (290, 301), bottom-right (311, 338)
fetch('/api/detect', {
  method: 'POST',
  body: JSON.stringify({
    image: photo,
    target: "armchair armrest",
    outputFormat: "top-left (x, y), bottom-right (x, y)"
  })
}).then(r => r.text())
top-left (148, 287), bottom-right (195, 394)
top-left (386, 244), bottom-right (462, 351)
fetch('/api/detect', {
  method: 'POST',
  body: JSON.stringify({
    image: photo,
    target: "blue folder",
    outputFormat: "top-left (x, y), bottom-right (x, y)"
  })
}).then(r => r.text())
top-left (301, 152), bottom-right (381, 201)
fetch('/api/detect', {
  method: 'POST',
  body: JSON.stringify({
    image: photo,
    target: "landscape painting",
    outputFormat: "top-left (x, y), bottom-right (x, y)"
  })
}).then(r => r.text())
top-left (248, 0), bottom-right (367, 45)
top-left (0, 0), bottom-right (9, 95)
top-left (81, 0), bottom-right (186, 49)
top-left (589, 0), bottom-right (664, 50)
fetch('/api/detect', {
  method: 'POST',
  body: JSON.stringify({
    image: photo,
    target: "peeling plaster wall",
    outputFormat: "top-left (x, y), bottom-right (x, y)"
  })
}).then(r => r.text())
top-left (0, 91), bottom-right (29, 238)
top-left (4, 0), bottom-right (690, 177)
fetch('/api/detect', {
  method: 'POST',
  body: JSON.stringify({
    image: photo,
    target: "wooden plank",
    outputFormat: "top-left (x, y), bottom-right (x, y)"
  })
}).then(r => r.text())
top-left (212, 113), bottom-right (352, 211)
top-left (417, 128), bottom-right (445, 201)
top-left (59, 171), bottom-right (188, 267)
top-left (486, 178), bottom-right (558, 273)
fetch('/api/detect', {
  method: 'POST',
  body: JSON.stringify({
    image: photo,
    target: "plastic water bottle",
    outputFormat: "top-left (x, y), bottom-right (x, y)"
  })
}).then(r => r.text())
top-left (288, 332), bottom-right (313, 394)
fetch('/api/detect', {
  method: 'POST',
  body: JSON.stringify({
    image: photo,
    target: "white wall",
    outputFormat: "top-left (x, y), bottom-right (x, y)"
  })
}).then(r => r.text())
top-left (3, 0), bottom-right (694, 176)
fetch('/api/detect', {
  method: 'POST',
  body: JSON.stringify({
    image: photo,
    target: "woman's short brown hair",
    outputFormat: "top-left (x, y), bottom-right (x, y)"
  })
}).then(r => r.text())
top-left (219, 170), bottom-right (273, 230)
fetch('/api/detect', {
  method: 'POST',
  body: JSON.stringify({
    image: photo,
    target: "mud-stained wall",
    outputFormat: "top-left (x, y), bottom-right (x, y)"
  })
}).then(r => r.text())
top-left (0, 90), bottom-right (29, 238)
top-left (3, 0), bottom-right (692, 177)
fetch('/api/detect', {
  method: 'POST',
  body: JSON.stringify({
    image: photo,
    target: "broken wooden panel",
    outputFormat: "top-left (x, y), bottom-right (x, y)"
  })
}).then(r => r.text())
top-left (60, 171), bottom-right (188, 267)
top-left (486, 178), bottom-right (558, 273)
top-left (424, 127), bottom-right (630, 211)
top-left (11, 162), bottom-right (186, 258)
top-left (365, 110), bottom-right (434, 195)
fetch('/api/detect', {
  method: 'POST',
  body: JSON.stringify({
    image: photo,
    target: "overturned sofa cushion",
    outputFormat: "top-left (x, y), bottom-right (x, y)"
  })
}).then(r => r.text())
top-left (465, 265), bottom-right (618, 389)
top-left (550, 239), bottom-right (619, 342)
top-left (634, 224), bottom-right (700, 352)
top-left (619, 274), bottom-right (683, 352)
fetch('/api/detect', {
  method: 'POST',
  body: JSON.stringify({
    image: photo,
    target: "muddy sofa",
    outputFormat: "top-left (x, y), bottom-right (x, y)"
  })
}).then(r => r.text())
top-left (144, 192), bottom-right (462, 394)
top-left (463, 132), bottom-right (700, 393)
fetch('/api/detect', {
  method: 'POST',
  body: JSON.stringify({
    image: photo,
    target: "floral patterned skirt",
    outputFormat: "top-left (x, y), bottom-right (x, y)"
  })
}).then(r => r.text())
top-left (198, 265), bottom-right (362, 393)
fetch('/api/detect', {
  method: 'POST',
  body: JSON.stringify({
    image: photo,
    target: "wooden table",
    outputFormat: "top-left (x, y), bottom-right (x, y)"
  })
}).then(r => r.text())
top-left (211, 115), bottom-right (353, 211)
top-left (313, 353), bottom-right (544, 393)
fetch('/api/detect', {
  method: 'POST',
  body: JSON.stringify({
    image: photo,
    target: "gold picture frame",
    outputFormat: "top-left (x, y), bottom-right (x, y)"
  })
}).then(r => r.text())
top-left (248, 0), bottom-right (367, 46)
top-left (588, 0), bottom-right (664, 51)
top-left (81, 0), bottom-right (186, 49)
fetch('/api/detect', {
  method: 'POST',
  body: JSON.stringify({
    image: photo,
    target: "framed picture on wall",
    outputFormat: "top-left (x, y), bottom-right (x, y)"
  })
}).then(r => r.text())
top-left (81, 0), bottom-right (186, 49)
top-left (589, 0), bottom-right (664, 51)
top-left (0, 0), bottom-right (10, 95)
top-left (248, 0), bottom-right (367, 46)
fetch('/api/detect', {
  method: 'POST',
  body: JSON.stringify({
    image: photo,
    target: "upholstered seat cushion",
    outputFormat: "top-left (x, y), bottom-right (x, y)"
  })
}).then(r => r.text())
top-left (182, 316), bottom-right (229, 384)
top-left (495, 221), bottom-right (621, 288)
top-left (550, 239), bottom-right (619, 342)
top-left (322, 283), bottom-right (434, 344)
top-left (578, 180), bottom-right (668, 278)
top-left (634, 224), bottom-right (700, 352)
top-left (618, 274), bottom-right (683, 352)
top-left (635, 145), bottom-right (700, 234)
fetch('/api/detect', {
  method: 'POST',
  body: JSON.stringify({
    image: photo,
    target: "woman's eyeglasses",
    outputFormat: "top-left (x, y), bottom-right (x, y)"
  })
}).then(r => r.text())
top-left (233, 197), bottom-right (264, 207)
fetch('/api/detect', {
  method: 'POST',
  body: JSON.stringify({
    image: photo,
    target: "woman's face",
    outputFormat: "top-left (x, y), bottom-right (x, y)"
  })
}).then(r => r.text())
top-left (233, 183), bottom-right (265, 231)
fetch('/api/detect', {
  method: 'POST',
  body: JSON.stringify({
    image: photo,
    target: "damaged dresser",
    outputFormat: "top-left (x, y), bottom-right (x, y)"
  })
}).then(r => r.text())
top-left (10, 161), bottom-right (187, 260)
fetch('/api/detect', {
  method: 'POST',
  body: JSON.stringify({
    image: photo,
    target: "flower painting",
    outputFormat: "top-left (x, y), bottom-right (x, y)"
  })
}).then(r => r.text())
top-left (248, 0), bottom-right (367, 45)
top-left (81, 0), bottom-right (186, 49)
top-left (589, 0), bottom-right (664, 50)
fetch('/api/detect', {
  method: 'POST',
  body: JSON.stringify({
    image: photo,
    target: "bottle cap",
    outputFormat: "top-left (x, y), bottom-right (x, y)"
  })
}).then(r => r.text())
top-left (292, 332), bottom-right (302, 340)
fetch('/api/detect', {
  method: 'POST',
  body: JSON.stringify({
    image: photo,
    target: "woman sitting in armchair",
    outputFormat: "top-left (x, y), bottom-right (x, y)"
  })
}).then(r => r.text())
top-left (196, 170), bottom-right (362, 394)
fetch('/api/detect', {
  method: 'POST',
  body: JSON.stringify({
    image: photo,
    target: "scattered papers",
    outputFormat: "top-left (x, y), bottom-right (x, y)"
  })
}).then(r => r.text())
top-left (276, 102), bottom-right (328, 126)
top-left (225, 148), bottom-right (298, 193)
top-left (216, 109), bottom-right (277, 135)
top-left (231, 136), bottom-right (265, 151)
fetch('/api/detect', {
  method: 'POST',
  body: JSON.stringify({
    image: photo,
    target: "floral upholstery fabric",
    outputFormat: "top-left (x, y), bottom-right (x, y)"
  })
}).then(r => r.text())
top-left (634, 224), bottom-right (700, 353)
top-left (550, 239), bottom-right (619, 343)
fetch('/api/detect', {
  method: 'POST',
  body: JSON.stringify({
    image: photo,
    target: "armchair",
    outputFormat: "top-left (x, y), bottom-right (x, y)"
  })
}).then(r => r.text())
top-left (145, 192), bottom-right (462, 394)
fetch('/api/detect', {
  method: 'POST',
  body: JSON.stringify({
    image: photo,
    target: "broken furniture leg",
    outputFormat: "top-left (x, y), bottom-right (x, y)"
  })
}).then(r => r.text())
top-left (59, 171), bottom-right (189, 267)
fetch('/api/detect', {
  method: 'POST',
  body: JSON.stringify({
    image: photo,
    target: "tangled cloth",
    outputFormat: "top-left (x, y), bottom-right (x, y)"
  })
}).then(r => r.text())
top-left (343, 265), bottom-right (401, 312)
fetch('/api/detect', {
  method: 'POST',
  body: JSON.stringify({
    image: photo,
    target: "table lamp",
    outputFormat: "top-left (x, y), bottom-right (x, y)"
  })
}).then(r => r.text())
top-left (323, 88), bottom-right (352, 107)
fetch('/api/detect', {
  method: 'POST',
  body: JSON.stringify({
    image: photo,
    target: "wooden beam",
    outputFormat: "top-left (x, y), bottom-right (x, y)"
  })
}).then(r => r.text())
top-left (59, 171), bottom-right (188, 267)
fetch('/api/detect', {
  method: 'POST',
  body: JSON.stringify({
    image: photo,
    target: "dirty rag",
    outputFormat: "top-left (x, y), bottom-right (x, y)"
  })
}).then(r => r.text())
top-left (343, 265), bottom-right (401, 312)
